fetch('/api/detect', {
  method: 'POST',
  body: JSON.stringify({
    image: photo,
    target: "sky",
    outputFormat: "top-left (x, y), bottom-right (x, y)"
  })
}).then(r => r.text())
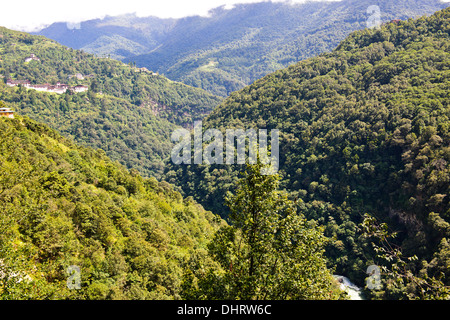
top-left (1, 0), bottom-right (344, 32)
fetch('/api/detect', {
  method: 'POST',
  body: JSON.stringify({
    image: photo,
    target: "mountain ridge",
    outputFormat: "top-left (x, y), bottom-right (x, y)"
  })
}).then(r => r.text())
top-left (163, 7), bottom-right (450, 299)
top-left (34, 0), bottom-right (450, 96)
top-left (0, 26), bottom-right (222, 177)
top-left (0, 114), bottom-right (224, 299)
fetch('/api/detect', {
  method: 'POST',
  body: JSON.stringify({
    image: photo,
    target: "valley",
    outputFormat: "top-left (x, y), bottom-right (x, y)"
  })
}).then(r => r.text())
top-left (0, 0), bottom-right (449, 301)
top-left (35, 0), bottom-right (449, 96)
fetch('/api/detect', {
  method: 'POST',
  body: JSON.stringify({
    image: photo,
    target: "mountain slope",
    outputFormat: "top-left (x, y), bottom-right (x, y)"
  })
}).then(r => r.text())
top-left (0, 26), bottom-right (222, 126)
top-left (36, 0), bottom-right (448, 97)
top-left (139, 0), bottom-right (448, 96)
top-left (163, 7), bottom-right (450, 298)
top-left (0, 27), bottom-right (222, 177)
top-left (0, 115), bottom-right (223, 299)
top-left (33, 14), bottom-right (176, 60)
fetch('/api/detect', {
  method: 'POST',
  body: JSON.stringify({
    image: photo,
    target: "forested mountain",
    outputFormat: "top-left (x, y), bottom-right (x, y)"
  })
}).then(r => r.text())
top-left (32, 14), bottom-right (176, 61)
top-left (3, 0), bottom-right (450, 302)
top-left (0, 27), bottom-right (222, 177)
top-left (0, 115), bottom-right (224, 299)
top-left (163, 7), bottom-right (450, 299)
top-left (0, 114), bottom-right (345, 300)
top-left (0, 24), bottom-right (344, 301)
top-left (35, 0), bottom-right (449, 96)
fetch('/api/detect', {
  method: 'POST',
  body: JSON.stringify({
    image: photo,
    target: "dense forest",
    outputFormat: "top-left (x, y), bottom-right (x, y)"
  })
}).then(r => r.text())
top-left (2, 1), bottom-right (450, 302)
top-left (36, 0), bottom-right (449, 97)
top-left (163, 7), bottom-right (450, 299)
top-left (0, 27), bottom-right (222, 124)
top-left (0, 115), bottom-right (346, 300)
top-left (0, 27), bottom-right (222, 177)
top-left (0, 115), bottom-right (224, 299)
top-left (127, 0), bottom-right (448, 96)
top-left (34, 14), bottom-right (177, 61)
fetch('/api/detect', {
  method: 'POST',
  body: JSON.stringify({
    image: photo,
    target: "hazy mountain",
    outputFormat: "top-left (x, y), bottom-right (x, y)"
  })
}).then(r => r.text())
top-left (0, 27), bottom-right (222, 177)
top-left (2, 1), bottom-right (450, 302)
top-left (34, 14), bottom-right (176, 60)
top-left (35, 0), bottom-right (450, 96)
top-left (0, 114), bottom-right (223, 299)
top-left (163, 7), bottom-right (450, 299)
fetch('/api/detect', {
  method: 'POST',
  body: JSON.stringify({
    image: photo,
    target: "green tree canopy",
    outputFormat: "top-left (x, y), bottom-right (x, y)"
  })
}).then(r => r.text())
top-left (183, 162), bottom-right (344, 300)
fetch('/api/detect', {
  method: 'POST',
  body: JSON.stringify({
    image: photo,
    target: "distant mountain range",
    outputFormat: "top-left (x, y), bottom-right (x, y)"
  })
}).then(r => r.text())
top-left (0, 26), bottom-right (221, 178)
top-left (161, 6), bottom-right (450, 298)
top-left (2, 1), bottom-right (450, 302)
top-left (34, 14), bottom-right (176, 61)
top-left (34, 0), bottom-right (450, 96)
top-left (0, 114), bottom-right (223, 300)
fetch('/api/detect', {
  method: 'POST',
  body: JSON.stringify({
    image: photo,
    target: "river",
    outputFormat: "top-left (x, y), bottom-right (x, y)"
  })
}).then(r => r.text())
top-left (333, 275), bottom-right (364, 300)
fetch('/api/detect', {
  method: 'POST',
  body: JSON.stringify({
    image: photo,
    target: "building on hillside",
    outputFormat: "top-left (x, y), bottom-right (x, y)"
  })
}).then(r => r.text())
top-left (72, 85), bottom-right (88, 93)
top-left (45, 83), bottom-right (70, 94)
top-left (28, 84), bottom-right (51, 92)
top-left (382, 19), bottom-right (402, 27)
top-left (24, 54), bottom-right (40, 62)
top-left (135, 67), bottom-right (149, 73)
top-left (68, 73), bottom-right (85, 80)
top-left (0, 107), bottom-right (14, 119)
top-left (6, 79), bottom-right (31, 87)
top-left (6, 79), bottom-right (88, 94)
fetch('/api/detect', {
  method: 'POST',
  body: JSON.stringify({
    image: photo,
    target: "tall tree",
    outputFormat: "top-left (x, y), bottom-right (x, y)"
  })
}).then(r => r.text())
top-left (184, 162), bottom-right (344, 300)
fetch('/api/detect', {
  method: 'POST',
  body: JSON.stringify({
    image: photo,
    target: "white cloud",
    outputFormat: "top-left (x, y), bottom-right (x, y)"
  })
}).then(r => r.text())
top-left (0, 0), bottom-right (343, 32)
top-left (3, 0), bottom-right (449, 32)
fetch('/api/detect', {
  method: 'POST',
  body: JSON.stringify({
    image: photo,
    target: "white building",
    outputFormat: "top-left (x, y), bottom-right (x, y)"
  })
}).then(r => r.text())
top-left (6, 79), bottom-right (31, 87)
top-left (28, 84), bottom-right (51, 92)
top-left (7, 78), bottom-right (88, 94)
top-left (72, 85), bottom-right (88, 93)
top-left (24, 54), bottom-right (40, 63)
top-left (0, 107), bottom-right (14, 119)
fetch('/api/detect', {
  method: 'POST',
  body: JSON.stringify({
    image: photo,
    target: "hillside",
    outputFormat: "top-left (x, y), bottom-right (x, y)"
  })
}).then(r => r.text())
top-left (0, 27), bottom-right (222, 177)
top-left (33, 14), bottom-right (176, 60)
top-left (163, 7), bottom-right (450, 299)
top-left (35, 0), bottom-right (449, 96)
top-left (0, 115), bottom-right (224, 299)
